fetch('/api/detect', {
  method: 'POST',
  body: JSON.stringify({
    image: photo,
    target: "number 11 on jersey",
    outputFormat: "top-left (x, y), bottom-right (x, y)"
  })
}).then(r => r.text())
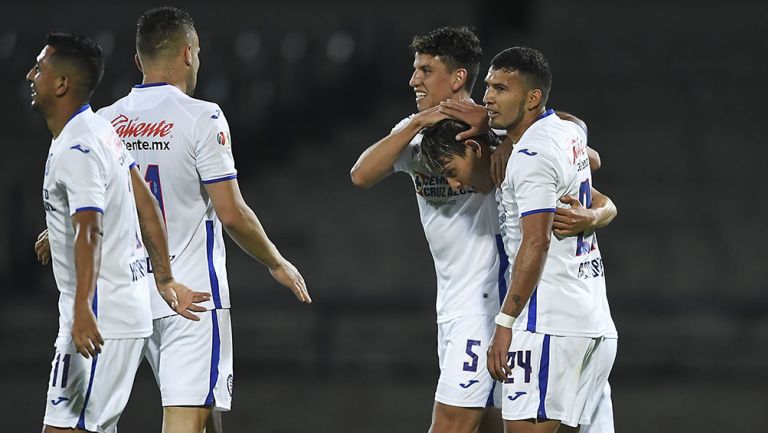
top-left (142, 164), bottom-right (166, 220)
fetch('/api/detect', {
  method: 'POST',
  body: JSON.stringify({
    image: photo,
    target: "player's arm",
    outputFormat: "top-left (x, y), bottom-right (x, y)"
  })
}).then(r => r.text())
top-left (130, 166), bottom-right (210, 320)
top-left (555, 110), bottom-right (601, 172)
top-left (71, 210), bottom-right (104, 359)
top-left (35, 228), bottom-right (50, 265)
top-left (487, 212), bottom-right (554, 381)
top-left (437, 100), bottom-right (512, 186)
top-left (350, 106), bottom-right (447, 188)
top-left (205, 179), bottom-right (311, 303)
top-left (553, 187), bottom-right (617, 238)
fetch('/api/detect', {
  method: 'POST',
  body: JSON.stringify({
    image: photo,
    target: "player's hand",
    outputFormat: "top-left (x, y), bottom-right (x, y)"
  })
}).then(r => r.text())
top-left (553, 195), bottom-right (596, 238)
top-left (438, 100), bottom-right (490, 140)
top-left (35, 229), bottom-right (50, 265)
top-left (490, 139), bottom-right (512, 187)
top-left (158, 279), bottom-right (211, 321)
top-left (487, 325), bottom-right (513, 382)
top-left (412, 105), bottom-right (449, 130)
top-left (72, 303), bottom-right (103, 358)
top-left (270, 259), bottom-right (311, 303)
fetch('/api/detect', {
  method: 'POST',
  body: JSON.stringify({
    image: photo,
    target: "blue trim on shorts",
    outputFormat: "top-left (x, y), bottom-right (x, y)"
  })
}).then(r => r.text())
top-left (526, 288), bottom-right (537, 332)
top-left (76, 355), bottom-right (98, 429)
top-left (495, 234), bottom-right (509, 303)
top-left (486, 380), bottom-right (496, 407)
top-left (537, 335), bottom-right (551, 420)
top-left (205, 220), bottom-right (222, 309)
top-left (205, 311), bottom-right (221, 406)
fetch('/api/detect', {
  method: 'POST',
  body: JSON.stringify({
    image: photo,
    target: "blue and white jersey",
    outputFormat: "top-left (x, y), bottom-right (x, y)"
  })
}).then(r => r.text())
top-left (42, 105), bottom-right (151, 344)
top-left (98, 84), bottom-right (237, 319)
top-left (498, 109), bottom-right (617, 338)
top-left (392, 116), bottom-right (508, 323)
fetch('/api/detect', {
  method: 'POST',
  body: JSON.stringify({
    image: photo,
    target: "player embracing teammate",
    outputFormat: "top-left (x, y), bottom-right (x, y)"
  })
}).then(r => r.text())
top-left (352, 27), bottom-right (618, 433)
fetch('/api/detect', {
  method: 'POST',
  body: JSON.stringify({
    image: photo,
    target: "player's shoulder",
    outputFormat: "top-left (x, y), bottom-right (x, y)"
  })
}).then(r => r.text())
top-left (175, 94), bottom-right (225, 124)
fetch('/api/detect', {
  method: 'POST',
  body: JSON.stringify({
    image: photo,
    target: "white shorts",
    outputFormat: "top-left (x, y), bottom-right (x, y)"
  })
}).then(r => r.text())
top-left (145, 309), bottom-right (233, 410)
top-left (43, 338), bottom-right (146, 433)
top-left (435, 315), bottom-right (502, 408)
top-left (501, 332), bottom-right (617, 427)
top-left (581, 381), bottom-right (614, 433)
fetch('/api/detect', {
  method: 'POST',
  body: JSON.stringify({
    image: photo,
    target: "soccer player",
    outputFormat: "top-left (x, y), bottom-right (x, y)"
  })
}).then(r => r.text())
top-left (97, 7), bottom-right (311, 433)
top-left (474, 47), bottom-right (618, 433)
top-left (28, 32), bottom-right (206, 433)
top-left (350, 27), bottom-right (613, 433)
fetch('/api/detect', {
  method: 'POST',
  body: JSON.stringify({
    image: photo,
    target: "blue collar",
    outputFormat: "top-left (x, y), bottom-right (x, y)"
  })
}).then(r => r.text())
top-left (535, 108), bottom-right (555, 121)
top-left (67, 103), bottom-right (90, 123)
top-left (133, 82), bottom-right (169, 89)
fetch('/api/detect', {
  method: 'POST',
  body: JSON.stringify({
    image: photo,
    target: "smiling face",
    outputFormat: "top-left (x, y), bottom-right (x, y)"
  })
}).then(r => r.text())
top-left (483, 67), bottom-right (529, 131)
top-left (409, 53), bottom-right (456, 112)
top-left (26, 45), bottom-right (59, 114)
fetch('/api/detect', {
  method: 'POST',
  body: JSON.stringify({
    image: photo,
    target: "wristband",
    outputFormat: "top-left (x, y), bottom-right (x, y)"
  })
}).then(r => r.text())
top-left (494, 312), bottom-right (517, 329)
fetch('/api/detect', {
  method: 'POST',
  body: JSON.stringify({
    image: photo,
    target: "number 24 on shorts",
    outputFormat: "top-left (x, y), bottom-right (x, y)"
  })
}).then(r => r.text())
top-left (462, 339), bottom-right (532, 383)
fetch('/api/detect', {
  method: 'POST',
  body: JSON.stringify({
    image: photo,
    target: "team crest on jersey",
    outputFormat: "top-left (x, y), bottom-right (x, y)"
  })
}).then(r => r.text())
top-left (216, 131), bottom-right (228, 146)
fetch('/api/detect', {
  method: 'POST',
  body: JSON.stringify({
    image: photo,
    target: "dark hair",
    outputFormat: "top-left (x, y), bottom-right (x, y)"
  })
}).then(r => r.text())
top-left (419, 119), bottom-right (500, 173)
top-left (136, 7), bottom-right (195, 59)
top-left (490, 47), bottom-right (552, 104)
top-left (45, 32), bottom-right (104, 101)
top-left (410, 27), bottom-right (483, 93)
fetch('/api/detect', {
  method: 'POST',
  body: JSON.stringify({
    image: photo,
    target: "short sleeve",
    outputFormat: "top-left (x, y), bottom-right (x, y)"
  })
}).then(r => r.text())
top-left (58, 141), bottom-right (108, 215)
top-left (195, 105), bottom-right (237, 184)
top-left (391, 116), bottom-right (417, 174)
top-left (509, 147), bottom-right (560, 217)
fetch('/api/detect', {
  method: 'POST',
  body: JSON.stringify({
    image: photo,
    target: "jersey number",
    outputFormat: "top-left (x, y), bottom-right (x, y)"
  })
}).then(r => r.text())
top-left (576, 179), bottom-right (593, 256)
top-left (143, 164), bottom-right (166, 220)
top-left (462, 339), bottom-right (481, 372)
top-left (51, 353), bottom-right (71, 388)
top-left (505, 350), bottom-right (532, 383)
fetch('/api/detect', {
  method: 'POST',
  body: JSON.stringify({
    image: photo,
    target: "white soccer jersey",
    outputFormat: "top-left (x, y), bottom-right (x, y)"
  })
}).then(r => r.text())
top-left (42, 105), bottom-right (151, 344)
top-left (498, 109), bottom-right (617, 338)
top-left (392, 116), bottom-right (507, 323)
top-left (98, 84), bottom-right (237, 319)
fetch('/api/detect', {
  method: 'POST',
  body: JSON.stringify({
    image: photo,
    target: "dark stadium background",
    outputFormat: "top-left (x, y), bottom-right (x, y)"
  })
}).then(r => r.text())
top-left (1, 1), bottom-right (766, 431)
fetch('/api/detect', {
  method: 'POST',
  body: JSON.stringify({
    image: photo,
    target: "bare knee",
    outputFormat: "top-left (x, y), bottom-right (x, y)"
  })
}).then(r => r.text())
top-left (429, 402), bottom-right (485, 433)
top-left (163, 406), bottom-right (212, 433)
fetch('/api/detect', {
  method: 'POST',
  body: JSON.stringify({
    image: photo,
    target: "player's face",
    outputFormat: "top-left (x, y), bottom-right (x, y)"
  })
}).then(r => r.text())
top-left (440, 142), bottom-right (493, 194)
top-left (185, 32), bottom-right (201, 96)
top-left (26, 45), bottom-right (57, 113)
top-left (483, 68), bottom-right (527, 130)
top-left (409, 53), bottom-right (455, 112)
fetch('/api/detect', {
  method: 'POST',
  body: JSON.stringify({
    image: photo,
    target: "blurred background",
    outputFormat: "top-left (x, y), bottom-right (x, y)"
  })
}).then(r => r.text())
top-left (1, 0), bottom-right (766, 431)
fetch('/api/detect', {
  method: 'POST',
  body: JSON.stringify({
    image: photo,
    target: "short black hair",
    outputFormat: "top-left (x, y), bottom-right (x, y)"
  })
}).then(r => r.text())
top-left (410, 27), bottom-right (483, 93)
top-left (419, 119), bottom-right (500, 173)
top-left (45, 32), bottom-right (104, 101)
top-left (490, 47), bottom-right (552, 104)
top-left (136, 7), bottom-right (195, 60)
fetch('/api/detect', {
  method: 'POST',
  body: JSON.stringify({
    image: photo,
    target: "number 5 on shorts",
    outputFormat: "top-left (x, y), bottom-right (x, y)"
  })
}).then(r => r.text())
top-left (463, 339), bottom-right (481, 372)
